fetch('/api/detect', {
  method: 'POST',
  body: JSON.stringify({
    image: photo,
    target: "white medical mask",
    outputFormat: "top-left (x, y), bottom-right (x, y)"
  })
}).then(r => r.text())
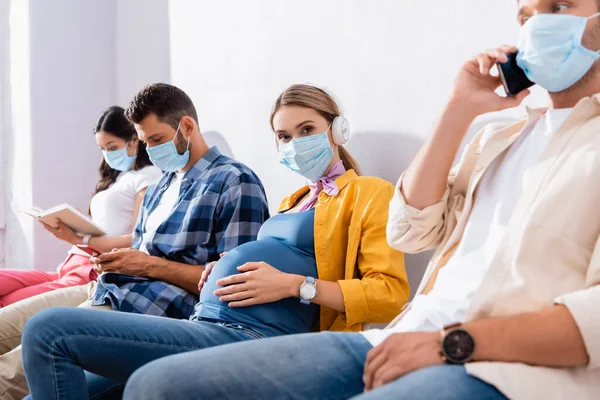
top-left (517, 12), bottom-right (600, 93)
top-left (146, 124), bottom-right (190, 172)
top-left (278, 128), bottom-right (334, 183)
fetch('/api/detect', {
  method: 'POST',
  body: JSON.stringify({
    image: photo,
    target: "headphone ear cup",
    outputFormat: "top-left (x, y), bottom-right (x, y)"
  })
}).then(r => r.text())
top-left (332, 116), bottom-right (351, 145)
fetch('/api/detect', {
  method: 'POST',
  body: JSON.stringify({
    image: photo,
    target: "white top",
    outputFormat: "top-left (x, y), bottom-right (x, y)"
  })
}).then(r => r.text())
top-left (362, 108), bottom-right (574, 346)
top-left (138, 173), bottom-right (184, 254)
top-left (69, 166), bottom-right (161, 256)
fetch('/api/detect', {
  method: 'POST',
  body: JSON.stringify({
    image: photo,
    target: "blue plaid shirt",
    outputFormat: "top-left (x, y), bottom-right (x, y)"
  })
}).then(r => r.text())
top-left (92, 147), bottom-right (269, 319)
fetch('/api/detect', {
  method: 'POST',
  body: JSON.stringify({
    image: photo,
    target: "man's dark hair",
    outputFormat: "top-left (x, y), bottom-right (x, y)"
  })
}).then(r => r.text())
top-left (125, 83), bottom-right (198, 129)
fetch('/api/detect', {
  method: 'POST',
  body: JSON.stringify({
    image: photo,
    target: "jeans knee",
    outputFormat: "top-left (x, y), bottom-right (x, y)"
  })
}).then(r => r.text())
top-left (124, 361), bottom-right (177, 400)
top-left (23, 307), bottom-right (76, 350)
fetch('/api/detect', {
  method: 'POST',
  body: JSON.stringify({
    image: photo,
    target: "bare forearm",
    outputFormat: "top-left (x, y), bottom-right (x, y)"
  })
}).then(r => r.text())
top-left (148, 259), bottom-right (204, 295)
top-left (465, 305), bottom-right (589, 367)
top-left (402, 100), bottom-right (477, 210)
top-left (287, 275), bottom-right (345, 312)
top-left (88, 235), bottom-right (132, 253)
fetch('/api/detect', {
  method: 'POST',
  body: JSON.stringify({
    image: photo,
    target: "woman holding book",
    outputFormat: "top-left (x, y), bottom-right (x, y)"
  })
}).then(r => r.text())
top-left (0, 106), bottom-right (161, 307)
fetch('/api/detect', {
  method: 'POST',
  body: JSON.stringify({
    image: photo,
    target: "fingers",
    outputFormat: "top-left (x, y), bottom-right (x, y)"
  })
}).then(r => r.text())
top-left (236, 262), bottom-right (262, 272)
top-left (475, 53), bottom-right (495, 75)
top-left (216, 272), bottom-right (250, 287)
top-left (475, 45), bottom-right (517, 75)
top-left (198, 261), bottom-right (217, 290)
top-left (228, 298), bottom-right (260, 308)
top-left (372, 366), bottom-right (405, 390)
top-left (94, 252), bottom-right (122, 263)
top-left (219, 252), bottom-right (228, 258)
top-left (219, 289), bottom-right (254, 303)
top-left (363, 347), bottom-right (389, 391)
top-left (94, 263), bottom-right (103, 274)
top-left (500, 88), bottom-right (531, 109)
top-left (214, 282), bottom-right (252, 297)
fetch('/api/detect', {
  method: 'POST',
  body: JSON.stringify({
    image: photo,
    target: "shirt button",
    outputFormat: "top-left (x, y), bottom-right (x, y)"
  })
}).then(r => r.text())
top-left (319, 249), bottom-right (326, 256)
top-left (475, 164), bottom-right (484, 172)
top-left (317, 220), bottom-right (324, 225)
top-left (474, 147), bottom-right (482, 155)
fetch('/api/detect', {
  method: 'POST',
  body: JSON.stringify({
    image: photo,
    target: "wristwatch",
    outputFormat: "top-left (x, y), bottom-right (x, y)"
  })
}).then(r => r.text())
top-left (299, 276), bottom-right (317, 305)
top-left (440, 323), bottom-right (475, 364)
top-left (82, 234), bottom-right (92, 246)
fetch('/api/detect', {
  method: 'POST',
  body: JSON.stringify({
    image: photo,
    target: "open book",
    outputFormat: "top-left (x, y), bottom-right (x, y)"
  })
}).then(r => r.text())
top-left (23, 203), bottom-right (106, 237)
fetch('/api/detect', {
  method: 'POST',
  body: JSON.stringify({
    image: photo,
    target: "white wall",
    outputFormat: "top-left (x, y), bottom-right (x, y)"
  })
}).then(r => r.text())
top-left (17, 0), bottom-right (117, 270)
top-left (116, 0), bottom-right (171, 105)
top-left (168, 0), bottom-right (550, 290)
top-left (169, 0), bottom-right (548, 208)
top-left (4, 0), bottom-right (171, 271)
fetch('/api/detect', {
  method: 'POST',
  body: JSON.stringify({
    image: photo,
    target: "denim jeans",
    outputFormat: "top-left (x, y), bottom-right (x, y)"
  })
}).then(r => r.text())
top-left (123, 331), bottom-right (508, 400)
top-left (21, 307), bottom-right (268, 400)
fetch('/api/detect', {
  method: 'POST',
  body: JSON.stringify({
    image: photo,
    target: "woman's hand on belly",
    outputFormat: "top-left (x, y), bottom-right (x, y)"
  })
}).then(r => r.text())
top-left (214, 262), bottom-right (304, 307)
top-left (198, 252), bottom-right (228, 292)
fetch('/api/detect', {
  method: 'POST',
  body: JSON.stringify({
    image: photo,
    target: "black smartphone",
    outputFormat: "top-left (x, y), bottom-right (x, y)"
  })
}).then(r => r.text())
top-left (497, 52), bottom-right (535, 97)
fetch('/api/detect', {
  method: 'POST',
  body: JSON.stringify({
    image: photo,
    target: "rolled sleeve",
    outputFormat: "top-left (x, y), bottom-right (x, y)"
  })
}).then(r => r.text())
top-left (386, 172), bottom-right (451, 254)
top-left (554, 286), bottom-right (600, 368)
top-left (554, 233), bottom-right (600, 368)
top-left (338, 279), bottom-right (370, 326)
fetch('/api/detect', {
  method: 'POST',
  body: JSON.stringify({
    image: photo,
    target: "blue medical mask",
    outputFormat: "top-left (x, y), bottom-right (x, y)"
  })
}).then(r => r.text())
top-left (278, 128), bottom-right (334, 182)
top-left (517, 12), bottom-right (600, 93)
top-left (147, 124), bottom-right (190, 172)
top-left (102, 144), bottom-right (136, 172)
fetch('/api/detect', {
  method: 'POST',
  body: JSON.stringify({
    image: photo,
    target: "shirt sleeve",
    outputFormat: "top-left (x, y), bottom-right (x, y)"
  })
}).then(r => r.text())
top-left (385, 126), bottom-right (487, 255)
top-left (214, 172), bottom-right (270, 253)
top-left (554, 233), bottom-right (600, 369)
top-left (132, 166), bottom-right (163, 194)
top-left (337, 183), bottom-right (410, 326)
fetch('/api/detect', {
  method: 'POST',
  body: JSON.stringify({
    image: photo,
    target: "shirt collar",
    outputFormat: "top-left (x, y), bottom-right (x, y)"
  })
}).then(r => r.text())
top-left (280, 169), bottom-right (359, 210)
top-left (165, 146), bottom-right (222, 183)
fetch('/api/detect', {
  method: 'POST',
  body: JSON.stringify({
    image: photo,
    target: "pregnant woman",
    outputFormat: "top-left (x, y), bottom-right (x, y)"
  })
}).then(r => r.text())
top-left (22, 85), bottom-right (410, 400)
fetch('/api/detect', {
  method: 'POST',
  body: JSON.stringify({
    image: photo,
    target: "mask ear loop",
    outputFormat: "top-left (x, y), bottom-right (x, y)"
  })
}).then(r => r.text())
top-left (175, 122), bottom-right (192, 152)
top-left (588, 13), bottom-right (600, 53)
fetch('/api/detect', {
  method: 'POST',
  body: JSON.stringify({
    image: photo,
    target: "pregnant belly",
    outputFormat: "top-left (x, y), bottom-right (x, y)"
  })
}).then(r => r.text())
top-left (196, 238), bottom-right (318, 335)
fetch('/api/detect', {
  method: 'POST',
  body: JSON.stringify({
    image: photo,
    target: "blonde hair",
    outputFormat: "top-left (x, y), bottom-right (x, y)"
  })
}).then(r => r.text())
top-left (270, 84), bottom-right (362, 175)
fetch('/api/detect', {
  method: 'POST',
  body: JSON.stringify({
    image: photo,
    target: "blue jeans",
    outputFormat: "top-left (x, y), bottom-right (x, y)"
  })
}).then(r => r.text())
top-left (21, 307), bottom-right (268, 400)
top-left (123, 332), bottom-right (508, 400)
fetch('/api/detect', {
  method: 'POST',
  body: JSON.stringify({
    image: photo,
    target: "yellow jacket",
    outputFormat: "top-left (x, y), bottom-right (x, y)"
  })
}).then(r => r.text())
top-left (278, 170), bottom-right (409, 332)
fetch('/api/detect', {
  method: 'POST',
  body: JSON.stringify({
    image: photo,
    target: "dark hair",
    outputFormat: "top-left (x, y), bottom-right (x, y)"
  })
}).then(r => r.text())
top-left (93, 106), bottom-right (152, 196)
top-left (124, 83), bottom-right (198, 130)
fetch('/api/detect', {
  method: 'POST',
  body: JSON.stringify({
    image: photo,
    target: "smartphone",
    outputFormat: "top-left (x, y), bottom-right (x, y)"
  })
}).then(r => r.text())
top-left (76, 244), bottom-right (103, 257)
top-left (497, 52), bottom-right (535, 97)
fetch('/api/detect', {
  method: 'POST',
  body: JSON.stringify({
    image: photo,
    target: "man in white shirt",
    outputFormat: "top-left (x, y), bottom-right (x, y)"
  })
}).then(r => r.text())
top-left (120, 1), bottom-right (600, 399)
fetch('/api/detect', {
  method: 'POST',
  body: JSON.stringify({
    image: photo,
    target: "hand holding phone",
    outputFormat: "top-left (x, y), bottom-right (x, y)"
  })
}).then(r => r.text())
top-left (76, 244), bottom-right (103, 257)
top-left (497, 52), bottom-right (535, 97)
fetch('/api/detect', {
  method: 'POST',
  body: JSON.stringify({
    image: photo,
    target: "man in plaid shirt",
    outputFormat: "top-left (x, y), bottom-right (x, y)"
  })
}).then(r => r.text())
top-left (88, 83), bottom-right (269, 319)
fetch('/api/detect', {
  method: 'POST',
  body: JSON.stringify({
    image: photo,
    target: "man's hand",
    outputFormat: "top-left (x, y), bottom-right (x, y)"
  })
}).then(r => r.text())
top-left (40, 219), bottom-right (82, 245)
top-left (451, 45), bottom-right (530, 117)
top-left (90, 248), bottom-right (160, 277)
top-left (363, 332), bottom-right (443, 391)
top-left (213, 262), bottom-right (295, 307)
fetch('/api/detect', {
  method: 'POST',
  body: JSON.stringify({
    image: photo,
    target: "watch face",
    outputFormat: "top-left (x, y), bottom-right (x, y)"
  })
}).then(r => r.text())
top-left (442, 329), bottom-right (475, 364)
top-left (300, 284), bottom-right (317, 300)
